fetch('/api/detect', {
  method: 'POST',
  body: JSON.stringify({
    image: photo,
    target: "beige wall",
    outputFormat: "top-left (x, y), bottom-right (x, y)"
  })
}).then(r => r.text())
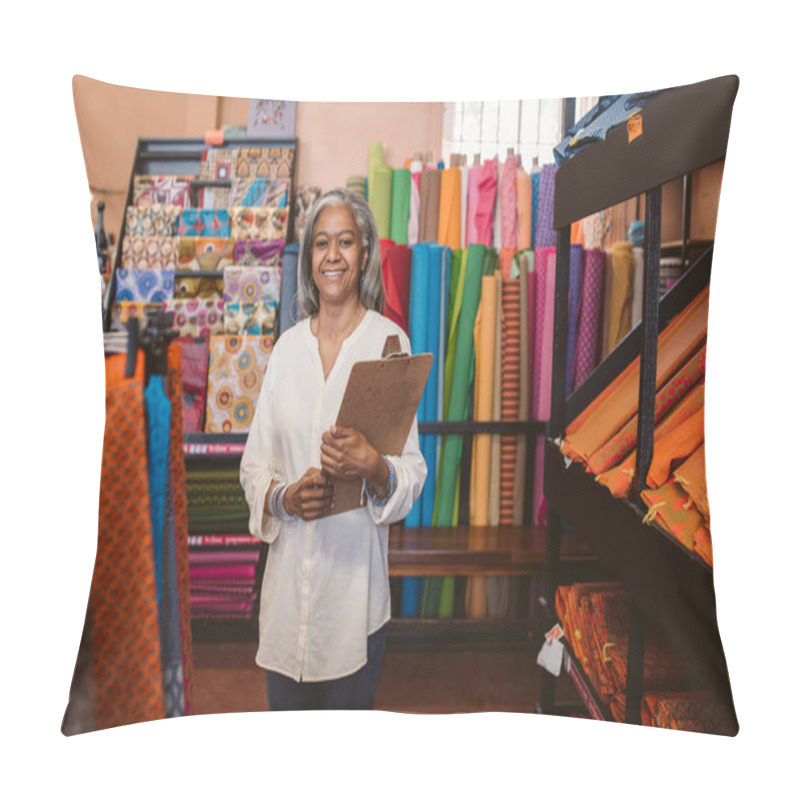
top-left (72, 75), bottom-right (443, 243)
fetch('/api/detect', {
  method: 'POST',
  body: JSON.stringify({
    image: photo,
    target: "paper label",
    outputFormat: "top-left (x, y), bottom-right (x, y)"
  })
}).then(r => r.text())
top-left (537, 623), bottom-right (565, 676)
top-left (627, 114), bottom-right (643, 143)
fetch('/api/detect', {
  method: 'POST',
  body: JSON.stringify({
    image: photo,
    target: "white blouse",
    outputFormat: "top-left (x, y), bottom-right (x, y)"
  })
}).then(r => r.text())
top-left (240, 309), bottom-right (427, 682)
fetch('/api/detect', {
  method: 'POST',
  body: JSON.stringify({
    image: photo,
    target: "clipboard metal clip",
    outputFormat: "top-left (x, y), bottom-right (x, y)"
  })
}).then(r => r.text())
top-left (381, 335), bottom-right (406, 359)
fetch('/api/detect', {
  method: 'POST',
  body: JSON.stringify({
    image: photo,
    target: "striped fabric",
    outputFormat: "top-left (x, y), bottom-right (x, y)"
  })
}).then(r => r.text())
top-left (500, 277), bottom-right (521, 524)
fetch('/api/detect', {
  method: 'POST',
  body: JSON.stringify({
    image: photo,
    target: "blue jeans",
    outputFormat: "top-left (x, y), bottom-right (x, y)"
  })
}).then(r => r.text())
top-left (265, 625), bottom-right (387, 711)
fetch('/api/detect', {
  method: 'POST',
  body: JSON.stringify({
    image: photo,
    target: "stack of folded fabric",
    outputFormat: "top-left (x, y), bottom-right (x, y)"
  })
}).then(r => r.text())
top-left (188, 547), bottom-right (261, 619)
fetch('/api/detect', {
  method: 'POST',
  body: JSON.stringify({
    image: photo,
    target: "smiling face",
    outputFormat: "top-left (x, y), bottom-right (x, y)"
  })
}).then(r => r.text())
top-left (311, 204), bottom-right (367, 311)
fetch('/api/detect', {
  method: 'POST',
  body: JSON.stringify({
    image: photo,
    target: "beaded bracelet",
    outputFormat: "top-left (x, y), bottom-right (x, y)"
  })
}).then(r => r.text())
top-left (364, 456), bottom-right (397, 508)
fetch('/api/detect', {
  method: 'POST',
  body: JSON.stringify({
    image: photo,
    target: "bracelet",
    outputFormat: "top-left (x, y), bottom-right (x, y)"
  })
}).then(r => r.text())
top-left (364, 456), bottom-right (397, 508)
top-left (268, 482), bottom-right (297, 522)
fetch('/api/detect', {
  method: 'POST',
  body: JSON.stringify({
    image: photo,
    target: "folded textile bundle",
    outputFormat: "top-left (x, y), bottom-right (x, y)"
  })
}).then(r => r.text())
top-left (115, 268), bottom-right (175, 303)
top-left (163, 298), bottom-right (224, 340)
top-left (185, 469), bottom-right (250, 522)
top-left (133, 175), bottom-right (192, 207)
top-left (122, 236), bottom-right (180, 270)
top-left (230, 177), bottom-right (290, 208)
top-left (177, 237), bottom-right (235, 271)
top-left (640, 690), bottom-right (734, 734)
top-left (126, 204), bottom-right (181, 237)
top-left (178, 208), bottom-right (231, 238)
top-left (230, 206), bottom-right (288, 240)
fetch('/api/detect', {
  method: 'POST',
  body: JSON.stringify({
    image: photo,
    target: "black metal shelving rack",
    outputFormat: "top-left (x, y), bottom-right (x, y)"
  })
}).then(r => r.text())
top-left (537, 75), bottom-right (740, 733)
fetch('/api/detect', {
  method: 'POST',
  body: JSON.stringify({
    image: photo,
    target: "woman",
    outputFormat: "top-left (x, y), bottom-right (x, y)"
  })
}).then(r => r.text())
top-left (240, 188), bottom-right (427, 711)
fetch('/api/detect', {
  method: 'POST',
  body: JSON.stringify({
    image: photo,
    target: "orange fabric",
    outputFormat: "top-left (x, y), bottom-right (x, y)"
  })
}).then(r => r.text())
top-left (586, 344), bottom-right (706, 476)
top-left (516, 168), bottom-right (532, 249)
top-left (641, 478), bottom-right (707, 553)
top-left (674, 443), bottom-right (710, 522)
top-left (90, 376), bottom-right (164, 730)
top-left (497, 248), bottom-right (516, 280)
top-left (570, 220), bottom-right (585, 246)
top-left (646, 407), bottom-right (705, 488)
top-left (437, 167), bottom-right (462, 249)
top-left (596, 382), bottom-right (706, 499)
top-left (562, 286), bottom-right (709, 464)
top-left (105, 351), bottom-right (145, 391)
top-left (694, 528), bottom-right (713, 567)
top-left (641, 691), bottom-right (734, 734)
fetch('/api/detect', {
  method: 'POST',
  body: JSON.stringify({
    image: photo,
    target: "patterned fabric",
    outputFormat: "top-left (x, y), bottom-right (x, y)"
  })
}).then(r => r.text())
top-left (166, 345), bottom-right (194, 715)
top-left (89, 363), bottom-right (164, 730)
top-left (232, 238), bottom-right (284, 267)
top-left (163, 298), bottom-right (224, 339)
top-left (641, 478), bottom-right (709, 554)
top-left (230, 206), bottom-right (288, 240)
top-left (500, 154), bottom-right (518, 250)
top-left (204, 335), bottom-right (273, 433)
top-left (224, 301), bottom-right (277, 336)
top-left (294, 186), bottom-right (322, 241)
top-left (534, 164), bottom-right (557, 248)
top-left (177, 237), bottom-right (235, 271)
top-left (186, 468), bottom-right (249, 522)
top-left (500, 278), bottom-right (521, 524)
top-left (646, 406), bottom-right (705, 488)
top-left (177, 209), bottom-right (231, 238)
top-left (673, 443), bottom-right (709, 522)
top-left (198, 147), bottom-right (236, 208)
top-left (110, 301), bottom-right (151, 332)
top-left (115, 268), bottom-right (175, 303)
top-left (126, 204), bottom-right (181, 236)
top-left (122, 236), bottom-right (180, 270)
top-left (179, 338), bottom-right (210, 434)
top-left (175, 275), bottom-right (224, 299)
top-left (230, 177), bottom-right (290, 208)
top-left (235, 147), bottom-right (294, 179)
top-left (133, 175), bottom-right (191, 208)
top-left (572, 248), bottom-right (606, 390)
top-left (641, 691), bottom-right (733, 734)
top-left (586, 345), bottom-right (707, 476)
top-left (223, 266), bottom-right (281, 305)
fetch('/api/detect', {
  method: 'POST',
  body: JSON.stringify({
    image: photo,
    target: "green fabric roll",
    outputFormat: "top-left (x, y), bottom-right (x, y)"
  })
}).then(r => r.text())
top-left (371, 164), bottom-right (393, 239)
top-left (367, 141), bottom-right (384, 205)
top-left (482, 247), bottom-right (498, 277)
top-left (390, 168), bottom-right (411, 244)
top-left (434, 244), bottom-right (486, 527)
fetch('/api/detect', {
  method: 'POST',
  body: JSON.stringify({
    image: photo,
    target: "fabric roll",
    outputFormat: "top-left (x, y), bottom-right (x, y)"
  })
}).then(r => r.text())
top-left (500, 278), bottom-right (521, 525)
top-left (492, 160), bottom-right (503, 251)
top-left (587, 345), bottom-right (707, 476)
top-left (390, 169), bottom-right (411, 245)
top-left (423, 246), bottom-right (444, 526)
top-left (513, 254), bottom-right (530, 525)
top-left (379, 240), bottom-right (412, 333)
top-left (419, 169), bottom-right (441, 243)
top-left (474, 160), bottom-right (498, 247)
top-left (535, 248), bottom-right (557, 421)
top-left (470, 275), bottom-right (498, 525)
top-left (435, 245), bottom-right (486, 526)
top-left (498, 248), bottom-right (516, 281)
top-left (641, 691), bottom-right (731, 734)
top-left (345, 175), bottom-right (366, 201)
top-left (534, 164), bottom-right (557, 248)
top-left (488, 270), bottom-right (503, 527)
top-left (367, 141), bottom-right (384, 205)
top-left (466, 165), bottom-right (482, 246)
top-left (530, 170), bottom-right (541, 250)
top-left (525, 250), bottom-right (536, 418)
top-left (641, 478), bottom-right (709, 554)
top-left (673, 443), bottom-right (710, 522)
top-left (604, 241), bottom-right (636, 355)
top-left (279, 243), bottom-right (300, 334)
top-left (407, 160), bottom-right (422, 245)
top-left (500, 154), bottom-right (518, 249)
top-left (572, 249), bottom-right (606, 390)
top-left (565, 244), bottom-right (585, 396)
top-left (459, 165), bottom-right (469, 251)
top-left (563, 286), bottom-right (709, 464)
top-left (533, 434), bottom-right (547, 525)
top-left (371, 164), bottom-right (393, 239)
top-left (516, 167), bottom-right (532, 250)
top-left (632, 246), bottom-right (645, 327)
top-left (90, 363), bottom-right (164, 730)
top-left (646, 407), bottom-right (705, 489)
top-left (437, 167), bottom-right (462, 250)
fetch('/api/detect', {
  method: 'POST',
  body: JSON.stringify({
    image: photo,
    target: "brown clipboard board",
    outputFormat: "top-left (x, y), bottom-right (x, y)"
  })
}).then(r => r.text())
top-left (322, 335), bottom-right (433, 517)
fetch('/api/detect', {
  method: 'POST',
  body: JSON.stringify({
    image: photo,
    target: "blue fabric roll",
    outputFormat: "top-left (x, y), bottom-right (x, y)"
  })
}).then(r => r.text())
top-left (145, 375), bottom-right (171, 624)
top-left (279, 243), bottom-right (300, 335)
top-left (566, 244), bottom-right (584, 396)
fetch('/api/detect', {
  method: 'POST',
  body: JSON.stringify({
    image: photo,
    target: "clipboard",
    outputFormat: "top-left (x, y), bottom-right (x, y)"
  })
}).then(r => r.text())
top-left (322, 335), bottom-right (433, 517)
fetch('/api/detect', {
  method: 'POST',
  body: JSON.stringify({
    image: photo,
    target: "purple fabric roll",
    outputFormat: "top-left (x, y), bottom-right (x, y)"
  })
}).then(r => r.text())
top-left (534, 164), bottom-right (558, 248)
top-left (233, 238), bottom-right (285, 266)
top-left (188, 550), bottom-right (261, 565)
top-left (572, 248), bottom-right (606, 390)
top-left (565, 244), bottom-right (584, 396)
top-left (189, 565), bottom-right (256, 581)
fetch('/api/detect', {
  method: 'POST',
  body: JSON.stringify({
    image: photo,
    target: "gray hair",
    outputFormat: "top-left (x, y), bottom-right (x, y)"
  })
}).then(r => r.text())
top-left (296, 188), bottom-right (386, 318)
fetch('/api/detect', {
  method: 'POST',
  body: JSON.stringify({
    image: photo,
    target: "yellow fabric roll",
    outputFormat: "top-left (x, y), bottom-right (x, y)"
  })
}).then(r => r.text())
top-left (604, 241), bottom-right (636, 355)
top-left (516, 168), bottom-right (532, 250)
top-left (470, 274), bottom-right (498, 526)
top-left (437, 167), bottom-right (462, 249)
top-left (488, 270), bottom-right (503, 526)
top-left (367, 141), bottom-right (384, 205)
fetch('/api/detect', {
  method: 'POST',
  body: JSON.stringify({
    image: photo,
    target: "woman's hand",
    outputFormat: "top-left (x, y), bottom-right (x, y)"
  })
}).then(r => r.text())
top-left (283, 467), bottom-right (334, 521)
top-left (320, 426), bottom-right (388, 494)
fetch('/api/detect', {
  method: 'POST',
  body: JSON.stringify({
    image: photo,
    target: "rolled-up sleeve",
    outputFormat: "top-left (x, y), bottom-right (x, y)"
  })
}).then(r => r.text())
top-left (240, 352), bottom-right (284, 544)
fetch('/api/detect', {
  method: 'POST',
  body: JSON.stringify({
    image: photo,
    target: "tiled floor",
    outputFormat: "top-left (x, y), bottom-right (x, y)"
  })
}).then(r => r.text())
top-left (191, 639), bottom-right (579, 716)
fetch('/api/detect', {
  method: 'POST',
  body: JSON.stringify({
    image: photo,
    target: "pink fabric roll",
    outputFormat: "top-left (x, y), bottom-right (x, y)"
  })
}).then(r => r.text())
top-left (572, 248), bottom-right (607, 390)
top-left (408, 161), bottom-right (422, 245)
top-left (188, 550), bottom-right (261, 565)
top-left (500, 154), bottom-right (518, 250)
top-left (533, 435), bottom-right (547, 525)
top-left (516, 167), bottom-right (532, 250)
top-left (532, 247), bottom-right (556, 421)
top-left (527, 255), bottom-right (536, 419)
top-left (467, 165), bottom-right (482, 245)
top-left (189, 565), bottom-right (256, 580)
top-left (475, 159), bottom-right (498, 247)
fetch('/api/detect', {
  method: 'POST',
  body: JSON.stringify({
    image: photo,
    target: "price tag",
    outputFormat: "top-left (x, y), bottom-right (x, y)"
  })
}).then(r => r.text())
top-left (627, 114), bottom-right (643, 143)
top-left (537, 623), bottom-right (565, 676)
